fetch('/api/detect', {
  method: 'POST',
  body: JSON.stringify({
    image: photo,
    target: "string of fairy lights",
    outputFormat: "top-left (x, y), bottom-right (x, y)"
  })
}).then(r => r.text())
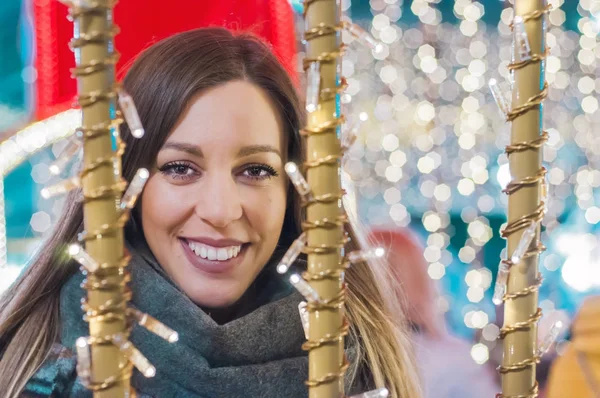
top-left (336, 0), bottom-right (597, 362)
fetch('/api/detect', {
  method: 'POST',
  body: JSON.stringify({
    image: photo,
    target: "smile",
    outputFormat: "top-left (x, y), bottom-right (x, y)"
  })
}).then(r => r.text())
top-left (186, 241), bottom-right (241, 261)
top-left (179, 238), bottom-right (248, 275)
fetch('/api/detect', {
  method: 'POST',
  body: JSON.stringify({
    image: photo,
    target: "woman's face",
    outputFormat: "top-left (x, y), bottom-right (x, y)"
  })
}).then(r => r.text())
top-left (141, 80), bottom-right (287, 309)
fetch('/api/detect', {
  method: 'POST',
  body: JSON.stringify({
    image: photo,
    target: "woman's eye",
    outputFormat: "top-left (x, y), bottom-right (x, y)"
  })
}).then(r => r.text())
top-left (243, 164), bottom-right (278, 181)
top-left (159, 162), bottom-right (198, 180)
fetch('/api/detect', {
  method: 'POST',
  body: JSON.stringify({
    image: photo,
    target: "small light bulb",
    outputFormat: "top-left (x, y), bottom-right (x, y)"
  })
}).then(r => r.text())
top-left (112, 334), bottom-right (156, 378)
top-left (276, 233), bottom-right (307, 274)
top-left (298, 301), bottom-right (309, 339)
top-left (118, 91), bottom-right (145, 139)
top-left (489, 78), bottom-right (511, 118)
top-left (129, 308), bottom-right (179, 343)
top-left (493, 260), bottom-right (510, 306)
top-left (348, 388), bottom-right (389, 398)
top-left (41, 176), bottom-right (81, 199)
top-left (289, 273), bottom-right (321, 303)
top-left (537, 320), bottom-right (563, 356)
top-left (513, 16), bottom-right (532, 62)
top-left (67, 244), bottom-right (99, 273)
top-left (511, 222), bottom-right (537, 265)
top-left (49, 136), bottom-right (82, 176)
top-left (75, 337), bottom-right (92, 380)
top-left (285, 162), bottom-right (312, 198)
top-left (120, 168), bottom-right (150, 210)
top-left (347, 247), bottom-right (385, 264)
top-left (341, 118), bottom-right (363, 150)
top-left (306, 62), bottom-right (321, 113)
top-left (345, 22), bottom-right (383, 53)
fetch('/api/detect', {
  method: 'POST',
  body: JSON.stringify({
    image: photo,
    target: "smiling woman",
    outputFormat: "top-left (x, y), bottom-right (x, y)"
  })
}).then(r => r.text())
top-left (0, 28), bottom-right (421, 397)
top-left (144, 81), bottom-right (288, 314)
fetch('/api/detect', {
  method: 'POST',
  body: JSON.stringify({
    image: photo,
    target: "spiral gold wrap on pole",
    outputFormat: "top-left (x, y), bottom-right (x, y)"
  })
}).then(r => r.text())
top-left (497, 2), bottom-right (550, 398)
top-left (68, 0), bottom-right (132, 395)
top-left (302, 0), bottom-right (348, 397)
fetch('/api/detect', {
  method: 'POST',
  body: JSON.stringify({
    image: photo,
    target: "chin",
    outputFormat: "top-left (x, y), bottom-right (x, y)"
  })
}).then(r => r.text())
top-left (186, 285), bottom-right (242, 309)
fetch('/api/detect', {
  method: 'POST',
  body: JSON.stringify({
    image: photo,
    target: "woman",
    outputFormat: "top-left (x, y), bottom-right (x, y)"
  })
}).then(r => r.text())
top-left (368, 228), bottom-right (498, 398)
top-left (546, 296), bottom-right (600, 398)
top-left (0, 28), bottom-right (421, 397)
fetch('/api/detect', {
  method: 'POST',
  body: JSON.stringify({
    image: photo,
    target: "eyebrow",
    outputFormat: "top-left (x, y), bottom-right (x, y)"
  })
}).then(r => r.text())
top-left (161, 142), bottom-right (281, 159)
top-left (161, 142), bottom-right (204, 157)
top-left (238, 145), bottom-right (282, 159)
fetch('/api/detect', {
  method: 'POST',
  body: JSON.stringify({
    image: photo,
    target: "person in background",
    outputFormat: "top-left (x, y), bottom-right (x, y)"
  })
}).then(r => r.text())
top-left (369, 227), bottom-right (500, 398)
top-left (546, 295), bottom-right (600, 398)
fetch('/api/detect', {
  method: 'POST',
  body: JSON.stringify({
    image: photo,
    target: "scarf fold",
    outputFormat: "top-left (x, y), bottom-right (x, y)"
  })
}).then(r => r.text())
top-left (59, 250), bottom-right (366, 397)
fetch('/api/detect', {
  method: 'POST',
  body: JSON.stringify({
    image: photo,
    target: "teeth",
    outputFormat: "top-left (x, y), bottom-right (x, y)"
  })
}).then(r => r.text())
top-left (207, 248), bottom-right (217, 261)
top-left (217, 248), bottom-right (228, 260)
top-left (187, 241), bottom-right (242, 261)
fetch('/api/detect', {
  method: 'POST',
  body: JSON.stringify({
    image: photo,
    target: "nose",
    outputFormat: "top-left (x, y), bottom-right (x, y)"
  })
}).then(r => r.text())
top-left (194, 173), bottom-right (243, 228)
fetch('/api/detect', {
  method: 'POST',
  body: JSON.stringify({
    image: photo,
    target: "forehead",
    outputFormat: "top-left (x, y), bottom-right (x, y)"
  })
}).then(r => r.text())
top-left (167, 80), bottom-right (284, 149)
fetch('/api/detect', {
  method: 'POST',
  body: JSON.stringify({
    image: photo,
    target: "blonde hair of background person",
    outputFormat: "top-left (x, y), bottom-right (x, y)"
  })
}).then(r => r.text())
top-left (546, 295), bottom-right (600, 398)
top-left (369, 227), bottom-right (499, 398)
top-left (0, 28), bottom-right (422, 397)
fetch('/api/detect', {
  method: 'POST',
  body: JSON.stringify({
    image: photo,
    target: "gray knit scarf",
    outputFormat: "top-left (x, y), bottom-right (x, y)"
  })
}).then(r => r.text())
top-left (59, 245), bottom-right (367, 397)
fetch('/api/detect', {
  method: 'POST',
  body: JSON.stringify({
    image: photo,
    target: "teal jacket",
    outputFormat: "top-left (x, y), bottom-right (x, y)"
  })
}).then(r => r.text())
top-left (21, 344), bottom-right (78, 397)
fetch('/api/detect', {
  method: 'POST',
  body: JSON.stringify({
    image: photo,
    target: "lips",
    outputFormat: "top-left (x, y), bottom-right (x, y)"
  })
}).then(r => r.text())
top-left (179, 238), bottom-right (247, 275)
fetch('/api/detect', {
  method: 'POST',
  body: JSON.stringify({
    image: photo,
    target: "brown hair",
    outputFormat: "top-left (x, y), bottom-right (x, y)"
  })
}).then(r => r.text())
top-left (0, 28), bottom-right (421, 397)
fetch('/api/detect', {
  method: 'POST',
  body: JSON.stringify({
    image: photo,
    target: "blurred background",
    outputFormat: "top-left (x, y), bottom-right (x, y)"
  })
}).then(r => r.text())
top-left (1, 0), bottom-right (599, 392)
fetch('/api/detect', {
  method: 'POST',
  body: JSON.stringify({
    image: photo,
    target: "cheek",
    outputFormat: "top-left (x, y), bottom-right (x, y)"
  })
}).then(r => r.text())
top-left (242, 184), bottom-right (287, 234)
top-left (140, 176), bottom-right (190, 235)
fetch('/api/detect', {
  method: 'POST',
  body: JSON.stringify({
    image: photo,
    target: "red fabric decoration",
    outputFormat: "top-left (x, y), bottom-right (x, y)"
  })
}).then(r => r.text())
top-left (33, 0), bottom-right (298, 120)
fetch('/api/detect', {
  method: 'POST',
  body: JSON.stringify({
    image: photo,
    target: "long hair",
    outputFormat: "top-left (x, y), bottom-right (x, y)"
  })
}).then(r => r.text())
top-left (0, 28), bottom-right (421, 397)
top-left (369, 228), bottom-right (446, 338)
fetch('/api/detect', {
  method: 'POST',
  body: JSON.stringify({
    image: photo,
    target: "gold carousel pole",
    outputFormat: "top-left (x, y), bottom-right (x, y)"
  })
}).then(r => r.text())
top-left (302, 0), bottom-right (346, 397)
top-left (282, 4), bottom-right (389, 397)
top-left (495, 1), bottom-right (554, 397)
top-left (45, 1), bottom-right (177, 395)
top-left (69, 0), bottom-right (131, 395)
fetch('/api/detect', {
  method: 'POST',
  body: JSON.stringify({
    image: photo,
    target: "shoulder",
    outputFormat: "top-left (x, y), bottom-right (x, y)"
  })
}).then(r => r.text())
top-left (414, 333), bottom-right (479, 369)
top-left (413, 333), bottom-right (499, 397)
top-left (22, 343), bottom-right (78, 397)
top-left (413, 333), bottom-right (472, 363)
